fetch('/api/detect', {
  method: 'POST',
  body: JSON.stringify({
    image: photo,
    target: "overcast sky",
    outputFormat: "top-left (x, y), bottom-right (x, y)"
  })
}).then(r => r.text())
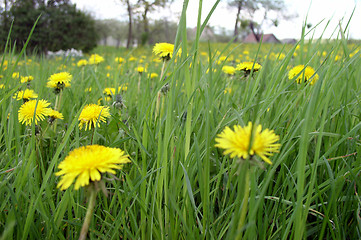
top-left (72, 0), bottom-right (361, 40)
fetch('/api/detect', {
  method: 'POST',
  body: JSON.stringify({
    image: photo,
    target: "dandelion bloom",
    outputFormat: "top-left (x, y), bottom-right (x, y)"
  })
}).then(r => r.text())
top-left (13, 89), bottom-right (38, 101)
top-left (149, 73), bottom-right (159, 79)
top-left (77, 59), bottom-right (88, 67)
top-left (18, 99), bottom-right (51, 126)
top-left (236, 62), bottom-right (262, 73)
top-left (47, 72), bottom-right (72, 91)
top-left (118, 84), bottom-right (128, 92)
top-left (0, 84), bottom-right (4, 89)
top-left (103, 88), bottom-right (116, 96)
top-left (20, 75), bottom-right (34, 83)
top-left (222, 66), bottom-right (236, 75)
top-left (217, 56), bottom-right (230, 65)
top-left (78, 104), bottom-right (110, 130)
top-left (56, 145), bottom-right (130, 190)
top-left (215, 122), bottom-right (281, 164)
top-left (12, 72), bottom-right (19, 79)
top-left (224, 87), bottom-right (232, 94)
top-left (88, 54), bottom-right (104, 65)
top-left (288, 65), bottom-right (319, 85)
top-left (136, 66), bottom-right (146, 73)
top-left (153, 42), bottom-right (175, 61)
top-left (115, 57), bottom-right (125, 64)
top-left (48, 109), bottom-right (64, 120)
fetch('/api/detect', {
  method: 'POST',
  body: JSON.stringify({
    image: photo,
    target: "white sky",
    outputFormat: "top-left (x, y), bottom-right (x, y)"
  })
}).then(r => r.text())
top-left (72, 0), bottom-right (361, 40)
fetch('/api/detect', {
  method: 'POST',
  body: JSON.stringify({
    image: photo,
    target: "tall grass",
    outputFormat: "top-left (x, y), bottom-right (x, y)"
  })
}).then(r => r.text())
top-left (1, 1), bottom-right (361, 239)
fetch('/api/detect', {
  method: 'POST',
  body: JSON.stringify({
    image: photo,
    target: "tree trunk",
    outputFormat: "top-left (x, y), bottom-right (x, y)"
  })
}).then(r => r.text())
top-left (141, 4), bottom-right (149, 45)
top-left (233, 1), bottom-right (242, 42)
top-left (126, 0), bottom-right (133, 48)
top-left (249, 21), bottom-right (260, 42)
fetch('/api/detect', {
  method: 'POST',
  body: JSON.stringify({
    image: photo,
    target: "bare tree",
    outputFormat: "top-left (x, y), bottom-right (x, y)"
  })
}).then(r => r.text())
top-left (134, 0), bottom-right (173, 45)
top-left (118, 0), bottom-right (136, 48)
top-left (227, 0), bottom-right (288, 42)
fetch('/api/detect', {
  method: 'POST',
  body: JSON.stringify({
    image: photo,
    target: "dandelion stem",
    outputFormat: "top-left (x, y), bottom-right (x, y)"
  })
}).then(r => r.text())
top-left (79, 186), bottom-right (97, 240)
top-left (159, 60), bottom-right (166, 81)
top-left (155, 91), bottom-right (161, 119)
top-left (235, 164), bottom-right (250, 240)
top-left (90, 127), bottom-right (95, 145)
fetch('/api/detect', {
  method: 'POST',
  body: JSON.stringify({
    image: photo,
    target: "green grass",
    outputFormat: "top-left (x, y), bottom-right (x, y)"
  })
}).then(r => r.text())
top-left (1, 1), bottom-right (361, 239)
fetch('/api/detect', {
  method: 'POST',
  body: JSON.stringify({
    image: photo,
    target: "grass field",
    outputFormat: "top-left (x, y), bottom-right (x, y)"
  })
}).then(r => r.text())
top-left (1, 2), bottom-right (361, 239)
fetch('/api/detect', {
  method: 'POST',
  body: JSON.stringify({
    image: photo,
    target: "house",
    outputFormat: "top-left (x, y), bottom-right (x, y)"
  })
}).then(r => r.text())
top-left (243, 33), bottom-right (281, 43)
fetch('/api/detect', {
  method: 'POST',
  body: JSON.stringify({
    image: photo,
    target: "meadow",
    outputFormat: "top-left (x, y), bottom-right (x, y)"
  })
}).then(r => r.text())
top-left (1, 4), bottom-right (361, 239)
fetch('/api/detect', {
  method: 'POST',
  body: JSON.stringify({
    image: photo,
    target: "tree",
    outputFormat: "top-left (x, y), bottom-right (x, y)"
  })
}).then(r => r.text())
top-left (108, 20), bottom-right (128, 48)
top-left (95, 19), bottom-right (113, 45)
top-left (0, 0), bottom-right (99, 53)
top-left (228, 0), bottom-right (287, 42)
top-left (117, 0), bottom-right (137, 48)
top-left (134, 0), bottom-right (173, 45)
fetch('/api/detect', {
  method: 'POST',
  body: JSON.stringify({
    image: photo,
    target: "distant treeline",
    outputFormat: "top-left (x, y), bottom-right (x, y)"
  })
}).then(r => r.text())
top-left (0, 0), bottom-right (98, 54)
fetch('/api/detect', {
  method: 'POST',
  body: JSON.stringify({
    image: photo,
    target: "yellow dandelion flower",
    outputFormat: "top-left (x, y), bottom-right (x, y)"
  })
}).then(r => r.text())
top-left (13, 89), bottom-right (38, 101)
top-left (222, 66), bottom-right (236, 75)
top-left (48, 109), bottom-right (64, 120)
top-left (18, 99), bottom-right (51, 126)
top-left (115, 57), bottom-right (125, 64)
top-left (78, 104), bottom-right (111, 130)
top-left (20, 75), bottom-right (34, 83)
top-left (217, 56), bottom-right (228, 65)
top-left (288, 65), bottom-right (319, 85)
top-left (128, 56), bottom-right (137, 62)
top-left (148, 73), bottom-right (159, 79)
top-left (224, 87), bottom-right (232, 94)
top-left (118, 83), bottom-right (128, 92)
top-left (215, 122), bottom-right (281, 164)
top-left (236, 61), bottom-right (262, 72)
top-left (48, 109), bottom-right (64, 124)
top-left (103, 87), bottom-right (116, 96)
top-left (55, 145), bottom-right (131, 190)
top-left (12, 72), bottom-right (19, 79)
top-left (153, 42), bottom-right (175, 61)
top-left (88, 54), bottom-right (104, 65)
top-left (97, 97), bottom-right (112, 105)
top-left (136, 66), bottom-right (146, 73)
top-left (77, 59), bottom-right (88, 67)
top-left (0, 84), bottom-right (4, 89)
top-left (47, 72), bottom-right (72, 91)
